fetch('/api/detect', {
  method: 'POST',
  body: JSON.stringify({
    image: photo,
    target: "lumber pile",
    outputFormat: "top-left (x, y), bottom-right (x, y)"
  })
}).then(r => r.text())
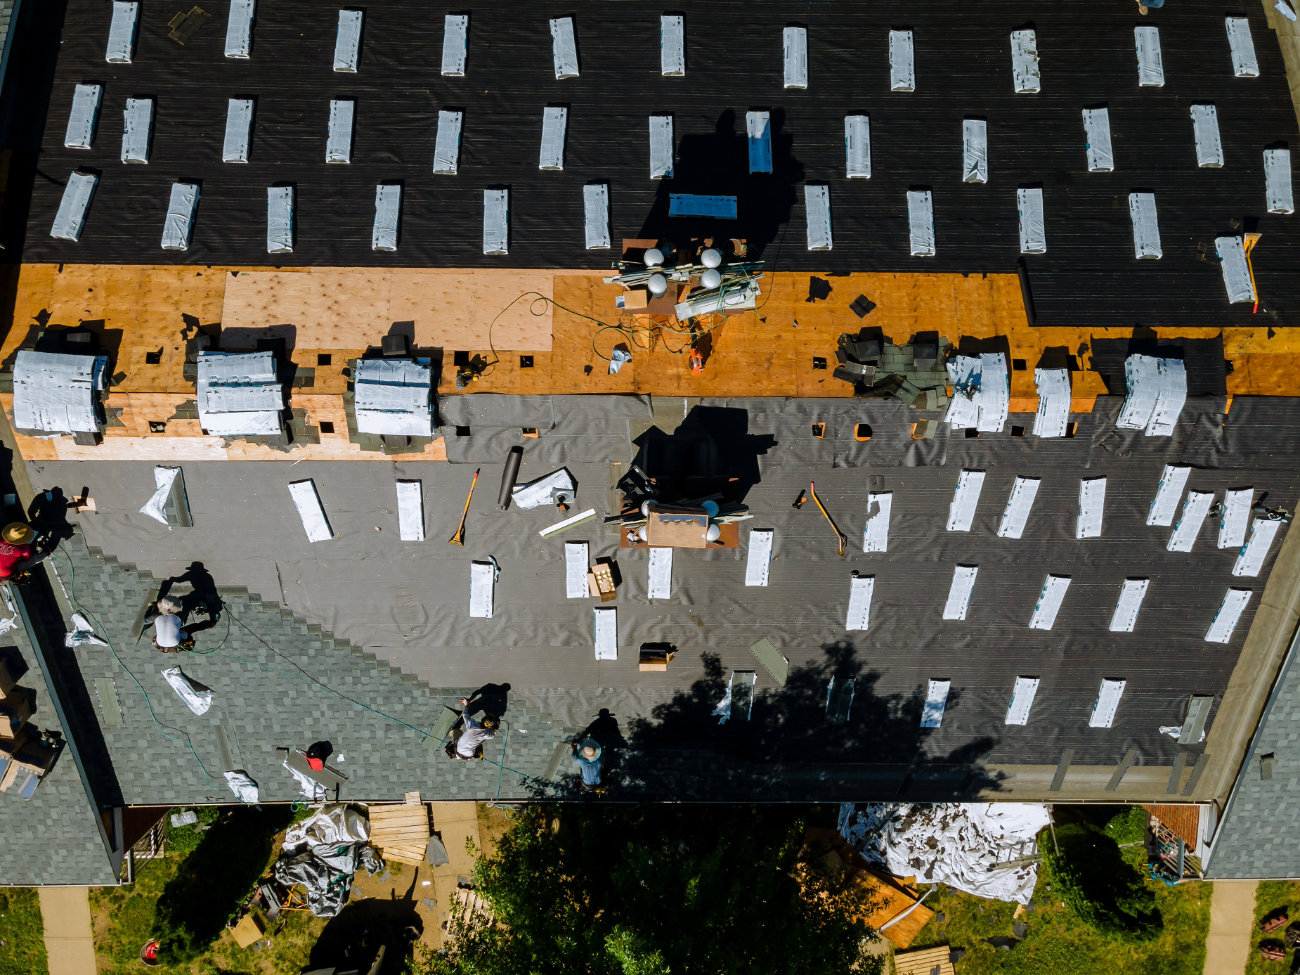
top-left (894, 945), bottom-right (955, 975)
top-left (369, 802), bottom-right (431, 866)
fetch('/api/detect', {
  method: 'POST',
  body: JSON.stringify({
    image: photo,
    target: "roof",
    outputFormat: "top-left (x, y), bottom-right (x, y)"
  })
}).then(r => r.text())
top-left (24, 391), bottom-right (1300, 808)
top-left (23, 0), bottom-right (1300, 328)
top-left (1206, 622), bottom-right (1300, 878)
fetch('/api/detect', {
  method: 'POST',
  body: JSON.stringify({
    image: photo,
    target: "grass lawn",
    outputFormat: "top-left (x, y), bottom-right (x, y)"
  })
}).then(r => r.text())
top-left (0, 888), bottom-right (47, 975)
top-left (906, 821), bottom-right (1210, 975)
top-left (1245, 880), bottom-right (1300, 974)
top-left (91, 807), bottom-right (328, 975)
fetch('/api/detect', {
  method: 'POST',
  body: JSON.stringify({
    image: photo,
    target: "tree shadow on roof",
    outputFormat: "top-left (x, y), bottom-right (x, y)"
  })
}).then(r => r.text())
top-left (540, 641), bottom-right (1003, 802)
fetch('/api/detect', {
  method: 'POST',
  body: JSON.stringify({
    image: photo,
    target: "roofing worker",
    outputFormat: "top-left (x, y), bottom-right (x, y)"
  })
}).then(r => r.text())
top-left (1136, 0), bottom-right (1164, 12)
top-left (149, 596), bottom-right (194, 652)
top-left (572, 738), bottom-right (603, 791)
top-left (448, 696), bottom-right (499, 760)
top-left (0, 523), bottom-right (46, 582)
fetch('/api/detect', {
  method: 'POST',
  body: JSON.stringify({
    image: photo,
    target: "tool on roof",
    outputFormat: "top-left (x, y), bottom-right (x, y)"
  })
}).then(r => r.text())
top-left (449, 468), bottom-right (479, 545)
top-left (1244, 231), bottom-right (1262, 313)
top-left (809, 481), bottom-right (847, 557)
top-left (497, 446), bottom-right (523, 511)
top-left (791, 489), bottom-right (806, 510)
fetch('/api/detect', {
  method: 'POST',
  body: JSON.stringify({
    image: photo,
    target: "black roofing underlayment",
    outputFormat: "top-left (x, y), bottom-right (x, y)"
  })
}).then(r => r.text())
top-left (35, 395), bottom-right (1300, 782)
top-left (26, 0), bottom-right (1300, 327)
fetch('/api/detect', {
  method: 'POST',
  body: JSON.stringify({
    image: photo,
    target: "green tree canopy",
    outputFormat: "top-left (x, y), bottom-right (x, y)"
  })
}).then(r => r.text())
top-left (422, 805), bottom-right (881, 975)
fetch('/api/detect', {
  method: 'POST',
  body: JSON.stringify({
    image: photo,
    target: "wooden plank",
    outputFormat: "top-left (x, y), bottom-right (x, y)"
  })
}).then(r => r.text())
top-left (894, 945), bottom-right (955, 975)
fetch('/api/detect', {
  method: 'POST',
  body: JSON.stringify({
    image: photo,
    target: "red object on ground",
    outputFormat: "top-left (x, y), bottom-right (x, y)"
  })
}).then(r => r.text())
top-left (0, 541), bottom-right (31, 579)
top-left (689, 349), bottom-right (703, 374)
top-left (306, 756), bottom-right (324, 771)
top-left (144, 942), bottom-right (158, 961)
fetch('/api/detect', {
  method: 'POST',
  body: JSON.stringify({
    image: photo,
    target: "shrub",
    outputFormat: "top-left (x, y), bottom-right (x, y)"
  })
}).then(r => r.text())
top-left (1044, 822), bottom-right (1162, 943)
top-left (1103, 806), bottom-right (1148, 846)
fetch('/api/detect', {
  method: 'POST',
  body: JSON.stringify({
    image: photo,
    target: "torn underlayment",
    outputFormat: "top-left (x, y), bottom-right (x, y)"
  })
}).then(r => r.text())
top-left (838, 803), bottom-right (1050, 904)
top-left (275, 803), bottom-right (381, 916)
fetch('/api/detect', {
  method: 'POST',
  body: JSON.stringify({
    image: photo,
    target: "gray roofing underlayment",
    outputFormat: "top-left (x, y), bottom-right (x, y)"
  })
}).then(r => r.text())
top-left (17, 393), bottom-right (1300, 830)
top-left (25, 0), bottom-right (1300, 327)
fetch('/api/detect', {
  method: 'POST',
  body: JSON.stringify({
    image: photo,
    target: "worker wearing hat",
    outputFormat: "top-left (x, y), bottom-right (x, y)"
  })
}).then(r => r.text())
top-left (571, 738), bottom-right (603, 791)
top-left (0, 523), bottom-right (46, 582)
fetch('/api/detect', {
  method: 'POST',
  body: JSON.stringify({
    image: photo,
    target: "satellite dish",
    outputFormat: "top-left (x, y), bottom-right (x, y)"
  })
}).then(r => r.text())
top-left (647, 273), bottom-right (668, 296)
top-left (644, 247), bottom-right (664, 267)
top-left (700, 268), bottom-right (722, 290)
top-left (705, 523), bottom-right (722, 542)
top-left (701, 248), bottom-right (722, 268)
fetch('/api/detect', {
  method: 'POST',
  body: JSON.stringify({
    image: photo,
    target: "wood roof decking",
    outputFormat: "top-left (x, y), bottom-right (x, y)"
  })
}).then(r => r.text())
top-left (21, 0), bottom-right (1300, 329)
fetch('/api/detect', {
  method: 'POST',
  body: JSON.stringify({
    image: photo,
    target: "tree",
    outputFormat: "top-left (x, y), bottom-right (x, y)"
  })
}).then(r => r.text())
top-left (1044, 821), bottom-right (1162, 943)
top-left (420, 805), bottom-right (882, 975)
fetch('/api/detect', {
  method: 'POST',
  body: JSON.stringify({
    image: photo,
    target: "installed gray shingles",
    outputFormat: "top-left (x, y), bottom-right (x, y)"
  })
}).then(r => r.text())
top-left (55, 534), bottom-right (569, 805)
top-left (1208, 645), bottom-right (1300, 878)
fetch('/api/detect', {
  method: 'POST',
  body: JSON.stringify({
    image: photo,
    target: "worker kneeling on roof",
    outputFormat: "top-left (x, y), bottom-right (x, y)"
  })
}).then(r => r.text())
top-left (446, 696), bottom-right (499, 760)
top-left (149, 596), bottom-right (195, 653)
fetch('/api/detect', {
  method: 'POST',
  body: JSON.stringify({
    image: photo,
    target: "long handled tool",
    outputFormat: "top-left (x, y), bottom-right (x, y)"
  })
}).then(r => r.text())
top-left (1244, 232), bottom-right (1262, 314)
top-left (809, 481), bottom-right (847, 558)
top-left (449, 468), bottom-right (480, 545)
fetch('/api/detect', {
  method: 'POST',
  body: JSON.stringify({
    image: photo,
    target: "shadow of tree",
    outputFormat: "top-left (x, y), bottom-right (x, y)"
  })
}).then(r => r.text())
top-left (540, 641), bottom-right (1003, 802)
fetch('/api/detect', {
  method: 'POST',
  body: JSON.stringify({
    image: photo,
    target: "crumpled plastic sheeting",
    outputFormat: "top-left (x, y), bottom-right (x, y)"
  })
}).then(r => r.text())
top-left (65, 612), bottom-right (108, 647)
top-left (139, 466), bottom-right (179, 526)
top-left (224, 770), bottom-right (259, 803)
top-left (161, 666), bottom-right (212, 715)
top-left (838, 802), bottom-right (1050, 904)
top-left (283, 760), bottom-right (328, 801)
top-left (275, 803), bottom-right (381, 916)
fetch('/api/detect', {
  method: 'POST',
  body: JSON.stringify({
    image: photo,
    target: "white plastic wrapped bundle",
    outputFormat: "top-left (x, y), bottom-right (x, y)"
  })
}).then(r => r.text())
top-left (889, 30), bottom-right (914, 91)
top-left (121, 98), bottom-right (153, 164)
top-left (783, 26), bottom-right (808, 89)
top-left (1129, 192), bottom-right (1161, 259)
top-left (1010, 29), bottom-right (1040, 93)
top-left (1017, 187), bottom-right (1045, 254)
top-left (334, 10), bottom-right (363, 72)
top-left (354, 358), bottom-right (432, 435)
top-left (442, 14), bottom-right (468, 76)
top-left (539, 107), bottom-right (567, 171)
top-left (946, 469), bottom-right (985, 533)
top-left (266, 186), bottom-right (294, 254)
top-left (51, 173), bottom-right (98, 242)
top-left (372, 184), bottom-right (400, 252)
top-left (65, 85), bottom-right (102, 149)
top-left (433, 110), bottom-right (462, 175)
top-left (1265, 149), bottom-right (1293, 214)
top-left (326, 99), bottom-right (354, 164)
top-left (1135, 26), bottom-right (1164, 86)
top-left (1225, 17), bottom-right (1259, 78)
top-left (106, 1), bottom-right (139, 63)
top-left (583, 183), bottom-right (610, 250)
top-left (225, 0), bottom-right (255, 58)
top-left (550, 17), bottom-right (579, 79)
top-left (1032, 367), bottom-right (1069, 437)
top-left (1215, 236), bottom-right (1255, 304)
top-left (844, 116), bottom-right (871, 178)
top-left (161, 183), bottom-right (199, 251)
top-left (805, 185), bottom-right (832, 251)
top-left (1082, 108), bottom-right (1114, 172)
top-left (223, 99), bottom-right (254, 163)
top-left (661, 15), bottom-right (685, 76)
top-left (908, 189), bottom-right (934, 257)
top-left (649, 116), bottom-right (674, 179)
top-left (1190, 105), bottom-right (1223, 168)
top-left (962, 119), bottom-right (987, 184)
top-left (483, 189), bottom-right (508, 255)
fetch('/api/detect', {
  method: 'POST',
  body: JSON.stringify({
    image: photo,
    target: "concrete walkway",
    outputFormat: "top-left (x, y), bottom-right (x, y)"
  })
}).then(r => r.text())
top-left (36, 887), bottom-right (96, 975)
top-left (1204, 881), bottom-right (1258, 975)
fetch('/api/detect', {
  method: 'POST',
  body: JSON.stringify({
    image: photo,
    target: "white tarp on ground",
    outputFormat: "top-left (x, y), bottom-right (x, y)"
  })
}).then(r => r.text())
top-left (838, 802), bottom-right (1050, 904)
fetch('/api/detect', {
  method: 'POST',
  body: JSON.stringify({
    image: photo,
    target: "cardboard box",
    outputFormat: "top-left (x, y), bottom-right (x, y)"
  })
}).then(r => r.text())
top-left (231, 913), bottom-right (265, 949)
top-left (622, 288), bottom-right (649, 310)
top-left (646, 505), bottom-right (710, 549)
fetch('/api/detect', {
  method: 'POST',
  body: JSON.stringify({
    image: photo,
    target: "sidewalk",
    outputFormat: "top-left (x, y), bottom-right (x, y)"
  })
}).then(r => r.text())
top-left (36, 887), bottom-right (95, 975)
top-left (1204, 881), bottom-right (1258, 975)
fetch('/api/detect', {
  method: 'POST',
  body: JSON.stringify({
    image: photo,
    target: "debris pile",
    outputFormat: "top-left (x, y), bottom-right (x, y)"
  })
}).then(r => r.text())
top-left (273, 803), bottom-right (382, 917)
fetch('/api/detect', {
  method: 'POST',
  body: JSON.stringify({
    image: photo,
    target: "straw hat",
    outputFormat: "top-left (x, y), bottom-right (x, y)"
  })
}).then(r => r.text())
top-left (2, 523), bottom-right (34, 545)
top-left (580, 739), bottom-right (601, 761)
top-left (156, 596), bottom-right (183, 615)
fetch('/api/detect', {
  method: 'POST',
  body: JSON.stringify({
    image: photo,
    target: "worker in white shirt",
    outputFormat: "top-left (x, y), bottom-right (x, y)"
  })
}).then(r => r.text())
top-left (448, 697), bottom-right (499, 760)
top-left (149, 597), bottom-right (194, 652)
